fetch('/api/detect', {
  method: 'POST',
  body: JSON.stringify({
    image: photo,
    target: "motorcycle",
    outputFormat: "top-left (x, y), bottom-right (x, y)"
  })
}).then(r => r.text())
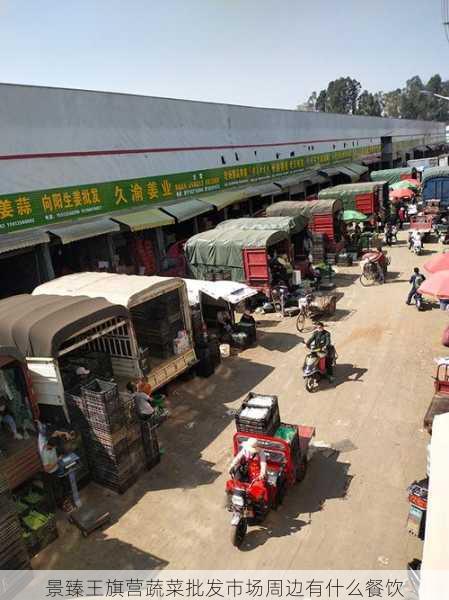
top-left (303, 343), bottom-right (336, 392)
top-left (384, 230), bottom-right (393, 246)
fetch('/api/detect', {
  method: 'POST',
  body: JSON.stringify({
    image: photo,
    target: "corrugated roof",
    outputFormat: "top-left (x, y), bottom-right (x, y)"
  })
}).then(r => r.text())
top-left (199, 188), bottom-right (248, 210)
top-left (47, 217), bottom-right (120, 244)
top-left (161, 199), bottom-right (213, 222)
top-left (0, 228), bottom-right (50, 255)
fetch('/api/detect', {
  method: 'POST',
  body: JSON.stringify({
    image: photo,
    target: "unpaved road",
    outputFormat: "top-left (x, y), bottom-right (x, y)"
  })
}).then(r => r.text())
top-left (34, 233), bottom-right (442, 570)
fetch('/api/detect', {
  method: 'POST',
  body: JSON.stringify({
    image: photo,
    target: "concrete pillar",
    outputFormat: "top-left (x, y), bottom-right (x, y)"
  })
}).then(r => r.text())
top-left (39, 243), bottom-right (55, 281)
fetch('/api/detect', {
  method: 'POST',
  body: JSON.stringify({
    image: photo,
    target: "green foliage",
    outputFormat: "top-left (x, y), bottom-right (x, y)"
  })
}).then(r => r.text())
top-left (299, 74), bottom-right (449, 121)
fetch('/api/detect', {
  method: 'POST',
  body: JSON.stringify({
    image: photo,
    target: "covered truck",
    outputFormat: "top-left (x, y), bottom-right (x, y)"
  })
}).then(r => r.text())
top-left (185, 228), bottom-right (290, 294)
top-left (0, 294), bottom-right (133, 424)
top-left (318, 181), bottom-right (388, 215)
top-left (422, 167), bottom-right (449, 210)
top-left (33, 273), bottom-right (196, 392)
top-left (266, 199), bottom-right (343, 241)
top-left (371, 167), bottom-right (418, 185)
top-left (215, 215), bottom-right (309, 260)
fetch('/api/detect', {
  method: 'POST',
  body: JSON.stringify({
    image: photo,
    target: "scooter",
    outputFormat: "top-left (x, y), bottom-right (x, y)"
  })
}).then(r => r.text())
top-left (303, 343), bottom-right (331, 392)
top-left (412, 237), bottom-right (423, 255)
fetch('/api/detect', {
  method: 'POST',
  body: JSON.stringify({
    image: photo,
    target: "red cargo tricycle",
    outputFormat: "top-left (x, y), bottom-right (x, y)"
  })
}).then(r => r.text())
top-left (226, 425), bottom-right (315, 548)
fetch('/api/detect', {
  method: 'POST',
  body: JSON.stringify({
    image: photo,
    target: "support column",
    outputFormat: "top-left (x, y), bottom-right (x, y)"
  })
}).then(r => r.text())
top-left (39, 243), bottom-right (55, 282)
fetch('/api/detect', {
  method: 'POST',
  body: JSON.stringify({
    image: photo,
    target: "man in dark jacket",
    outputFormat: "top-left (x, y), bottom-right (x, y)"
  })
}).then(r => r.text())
top-left (306, 322), bottom-right (334, 381)
top-left (406, 267), bottom-right (425, 305)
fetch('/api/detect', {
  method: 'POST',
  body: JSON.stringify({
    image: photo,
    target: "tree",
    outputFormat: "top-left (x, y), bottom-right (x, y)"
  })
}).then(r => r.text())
top-left (383, 89), bottom-right (402, 118)
top-left (356, 90), bottom-right (383, 116)
top-left (400, 76), bottom-right (427, 119)
top-left (316, 90), bottom-right (327, 112)
top-left (325, 77), bottom-right (361, 114)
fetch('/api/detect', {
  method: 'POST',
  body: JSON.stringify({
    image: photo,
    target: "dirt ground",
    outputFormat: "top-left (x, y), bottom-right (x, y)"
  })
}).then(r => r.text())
top-left (34, 231), bottom-right (443, 570)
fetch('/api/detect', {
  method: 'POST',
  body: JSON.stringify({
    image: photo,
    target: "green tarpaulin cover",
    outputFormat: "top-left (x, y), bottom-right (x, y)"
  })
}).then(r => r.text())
top-left (371, 167), bottom-right (414, 184)
top-left (185, 228), bottom-right (288, 282)
top-left (342, 210), bottom-right (368, 222)
top-left (266, 199), bottom-right (342, 219)
top-left (318, 182), bottom-right (387, 210)
top-left (216, 215), bottom-right (308, 234)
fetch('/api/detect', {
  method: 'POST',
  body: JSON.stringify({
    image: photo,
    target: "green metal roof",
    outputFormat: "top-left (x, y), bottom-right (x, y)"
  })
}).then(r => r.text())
top-left (200, 188), bottom-right (249, 210)
top-left (112, 207), bottom-right (175, 231)
top-left (161, 199), bottom-right (213, 222)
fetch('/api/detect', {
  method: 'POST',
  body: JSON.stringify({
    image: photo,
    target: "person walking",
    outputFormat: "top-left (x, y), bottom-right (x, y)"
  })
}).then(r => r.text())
top-left (406, 267), bottom-right (425, 305)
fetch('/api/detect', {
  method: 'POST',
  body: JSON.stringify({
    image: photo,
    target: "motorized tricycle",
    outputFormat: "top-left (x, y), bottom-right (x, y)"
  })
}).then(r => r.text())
top-left (359, 250), bottom-right (389, 286)
top-left (226, 426), bottom-right (314, 548)
top-left (434, 222), bottom-right (449, 244)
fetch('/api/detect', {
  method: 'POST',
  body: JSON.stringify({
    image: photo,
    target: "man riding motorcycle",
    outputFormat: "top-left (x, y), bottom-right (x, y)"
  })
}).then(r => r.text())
top-left (306, 322), bottom-right (335, 382)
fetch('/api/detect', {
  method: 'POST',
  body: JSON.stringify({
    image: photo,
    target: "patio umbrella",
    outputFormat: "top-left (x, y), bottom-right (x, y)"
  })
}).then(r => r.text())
top-left (390, 180), bottom-right (420, 192)
top-left (389, 188), bottom-right (415, 201)
top-left (418, 270), bottom-right (449, 299)
top-left (424, 253), bottom-right (449, 274)
top-left (342, 209), bottom-right (368, 222)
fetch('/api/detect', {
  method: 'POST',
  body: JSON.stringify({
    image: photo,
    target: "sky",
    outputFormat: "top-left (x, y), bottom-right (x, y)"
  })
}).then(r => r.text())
top-left (1, 0), bottom-right (449, 109)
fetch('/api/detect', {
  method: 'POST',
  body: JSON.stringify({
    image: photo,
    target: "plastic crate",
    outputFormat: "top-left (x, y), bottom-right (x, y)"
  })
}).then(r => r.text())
top-left (81, 379), bottom-right (119, 410)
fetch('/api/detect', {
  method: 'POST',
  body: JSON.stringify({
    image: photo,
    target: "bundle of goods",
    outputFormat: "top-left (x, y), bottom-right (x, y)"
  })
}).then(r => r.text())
top-left (21, 509), bottom-right (58, 558)
top-left (173, 330), bottom-right (190, 355)
top-left (235, 393), bottom-right (280, 436)
top-left (0, 474), bottom-right (30, 568)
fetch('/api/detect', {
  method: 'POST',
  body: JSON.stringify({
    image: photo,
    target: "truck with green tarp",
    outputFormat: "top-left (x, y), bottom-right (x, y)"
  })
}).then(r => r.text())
top-left (265, 199), bottom-right (343, 242)
top-left (184, 228), bottom-right (290, 294)
top-left (215, 215), bottom-right (309, 261)
top-left (370, 167), bottom-right (418, 185)
top-left (318, 181), bottom-right (389, 215)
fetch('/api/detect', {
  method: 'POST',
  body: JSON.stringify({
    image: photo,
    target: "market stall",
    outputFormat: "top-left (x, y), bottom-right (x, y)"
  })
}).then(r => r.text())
top-left (185, 229), bottom-right (290, 295)
top-left (33, 273), bottom-right (196, 391)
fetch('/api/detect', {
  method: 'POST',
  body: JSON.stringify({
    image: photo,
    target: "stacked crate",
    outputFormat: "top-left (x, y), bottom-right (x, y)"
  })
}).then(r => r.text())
top-left (67, 381), bottom-right (158, 494)
top-left (235, 393), bottom-right (280, 436)
top-left (0, 474), bottom-right (30, 569)
top-left (311, 233), bottom-right (326, 262)
top-left (132, 290), bottom-right (183, 360)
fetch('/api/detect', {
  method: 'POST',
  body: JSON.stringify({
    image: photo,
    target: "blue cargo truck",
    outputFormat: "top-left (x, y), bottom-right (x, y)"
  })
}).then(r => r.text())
top-left (422, 167), bottom-right (449, 209)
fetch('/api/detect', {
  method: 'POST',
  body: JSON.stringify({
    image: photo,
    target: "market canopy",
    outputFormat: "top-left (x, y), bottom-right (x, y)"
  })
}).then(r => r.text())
top-left (216, 215), bottom-right (308, 234)
top-left (424, 253), bottom-right (449, 274)
top-left (112, 207), bottom-right (175, 231)
top-left (182, 279), bottom-right (258, 306)
top-left (0, 228), bottom-right (50, 255)
top-left (418, 270), bottom-right (449, 299)
top-left (333, 166), bottom-right (358, 182)
top-left (0, 294), bottom-right (129, 358)
top-left (161, 199), bottom-right (213, 222)
top-left (371, 167), bottom-right (416, 184)
top-left (343, 162), bottom-right (369, 177)
top-left (199, 188), bottom-right (249, 210)
top-left (33, 272), bottom-right (185, 308)
top-left (266, 199), bottom-right (342, 218)
top-left (245, 182), bottom-right (284, 197)
top-left (47, 217), bottom-right (121, 244)
top-left (342, 210), bottom-right (368, 223)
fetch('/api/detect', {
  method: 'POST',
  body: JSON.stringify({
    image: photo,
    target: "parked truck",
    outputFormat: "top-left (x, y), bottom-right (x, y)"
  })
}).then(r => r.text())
top-left (266, 199), bottom-right (343, 242)
top-left (318, 181), bottom-right (388, 216)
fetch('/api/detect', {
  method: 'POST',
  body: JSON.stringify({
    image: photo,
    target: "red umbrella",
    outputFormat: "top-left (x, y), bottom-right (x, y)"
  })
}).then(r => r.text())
top-left (424, 253), bottom-right (449, 274)
top-left (418, 270), bottom-right (449, 299)
top-left (389, 188), bottom-right (415, 201)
